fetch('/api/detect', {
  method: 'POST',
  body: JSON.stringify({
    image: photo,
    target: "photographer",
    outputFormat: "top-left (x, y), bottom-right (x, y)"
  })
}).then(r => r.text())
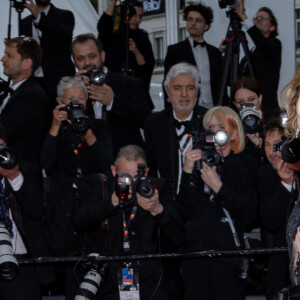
top-left (233, 0), bottom-right (281, 121)
top-left (257, 121), bottom-right (294, 299)
top-left (71, 33), bottom-right (152, 155)
top-left (178, 106), bottom-right (258, 300)
top-left (20, 0), bottom-right (75, 113)
top-left (98, 0), bottom-right (155, 100)
top-left (40, 76), bottom-right (113, 300)
top-left (73, 144), bottom-right (184, 300)
top-left (231, 77), bottom-right (266, 166)
top-left (0, 140), bottom-right (54, 300)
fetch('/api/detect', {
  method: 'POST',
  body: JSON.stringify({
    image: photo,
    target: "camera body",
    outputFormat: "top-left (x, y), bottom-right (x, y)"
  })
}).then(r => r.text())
top-left (115, 164), bottom-right (155, 207)
top-left (84, 69), bottom-right (107, 86)
top-left (280, 138), bottom-right (300, 164)
top-left (119, 0), bottom-right (138, 21)
top-left (11, 0), bottom-right (26, 12)
top-left (59, 100), bottom-right (89, 135)
top-left (218, 0), bottom-right (236, 9)
top-left (192, 130), bottom-right (228, 168)
top-left (239, 103), bottom-right (262, 134)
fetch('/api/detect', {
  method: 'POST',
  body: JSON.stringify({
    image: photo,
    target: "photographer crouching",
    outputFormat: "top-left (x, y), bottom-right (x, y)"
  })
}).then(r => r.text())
top-left (0, 139), bottom-right (54, 300)
top-left (40, 76), bottom-right (113, 300)
top-left (178, 106), bottom-right (258, 300)
top-left (73, 144), bottom-right (185, 300)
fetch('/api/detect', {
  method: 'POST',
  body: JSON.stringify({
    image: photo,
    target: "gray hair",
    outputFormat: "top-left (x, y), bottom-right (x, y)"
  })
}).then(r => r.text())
top-left (114, 144), bottom-right (147, 167)
top-left (57, 76), bottom-right (88, 99)
top-left (164, 62), bottom-right (200, 91)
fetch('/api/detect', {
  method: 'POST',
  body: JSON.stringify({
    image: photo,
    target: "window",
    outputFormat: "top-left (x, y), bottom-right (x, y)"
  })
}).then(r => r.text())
top-left (155, 36), bottom-right (164, 67)
top-left (180, 27), bottom-right (187, 41)
top-left (296, 9), bottom-right (300, 47)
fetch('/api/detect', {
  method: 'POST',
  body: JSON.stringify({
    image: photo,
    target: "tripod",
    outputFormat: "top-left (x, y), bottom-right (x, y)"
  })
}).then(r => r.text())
top-left (217, 9), bottom-right (255, 106)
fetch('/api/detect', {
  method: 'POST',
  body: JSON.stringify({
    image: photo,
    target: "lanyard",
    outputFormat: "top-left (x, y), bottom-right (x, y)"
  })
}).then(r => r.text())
top-left (122, 206), bottom-right (138, 252)
top-left (178, 133), bottom-right (192, 169)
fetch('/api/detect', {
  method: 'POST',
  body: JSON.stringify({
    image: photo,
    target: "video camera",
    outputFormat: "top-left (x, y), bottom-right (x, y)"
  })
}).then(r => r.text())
top-left (192, 130), bottom-right (228, 169)
top-left (115, 164), bottom-right (155, 208)
top-left (218, 0), bottom-right (236, 9)
top-left (239, 103), bottom-right (262, 134)
top-left (59, 100), bottom-right (90, 135)
top-left (84, 69), bottom-right (107, 86)
top-left (119, 0), bottom-right (139, 22)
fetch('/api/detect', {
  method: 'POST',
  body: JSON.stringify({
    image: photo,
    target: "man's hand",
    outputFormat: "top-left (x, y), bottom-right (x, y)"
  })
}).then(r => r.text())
top-left (234, 0), bottom-right (247, 21)
top-left (0, 165), bottom-right (20, 181)
top-left (87, 84), bottom-right (114, 106)
top-left (137, 189), bottom-right (163, 216)
top-left (200, 162), bottom-right (222, 194)
top-left (111, 191), bottom-right (119, 207)
top-left (24, 0), bottom-right (41, 19)
top-left (277, 160), bottom-right (294, 185)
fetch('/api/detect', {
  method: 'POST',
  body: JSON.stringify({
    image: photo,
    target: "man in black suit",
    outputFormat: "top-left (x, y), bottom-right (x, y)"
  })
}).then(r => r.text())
top-left (144, 62), bottom-right (207, 194)
top-left (257, 121), bottom-right (294, 299)
top-left (71, 33), bottom-right (151, 156)
top-left (20, 0), bottom-right (75, 113)
top-left (234, 0), bottom-right (281, 121)
top-left (0, 158), bottom-right (54, 300)
top-left (0, 36), bottom-right (48, 165)
top-left (163, 2), bottom-right (224, 109)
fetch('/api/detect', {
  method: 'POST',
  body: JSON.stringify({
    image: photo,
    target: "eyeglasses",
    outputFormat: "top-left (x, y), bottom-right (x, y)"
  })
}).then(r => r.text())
top-left (253, 15), bottom-right (270, 21)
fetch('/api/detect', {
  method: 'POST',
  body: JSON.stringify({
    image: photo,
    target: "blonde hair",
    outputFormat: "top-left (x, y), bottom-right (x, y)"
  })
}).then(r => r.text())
top-left (203, 106), bottom-right (245, 153)
top-left (281, 72), bottom-right (300, 139)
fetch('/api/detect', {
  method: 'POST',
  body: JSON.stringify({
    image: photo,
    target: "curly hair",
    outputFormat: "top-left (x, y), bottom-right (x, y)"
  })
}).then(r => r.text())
top-left (183, 1), bottom-right (213, 26)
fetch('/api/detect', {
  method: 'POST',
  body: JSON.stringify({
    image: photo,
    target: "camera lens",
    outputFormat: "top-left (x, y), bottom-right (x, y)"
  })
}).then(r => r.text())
top-left (137, 178), bottom-right (154, 198)
top-left (0, 145), bottom-right (18, 170)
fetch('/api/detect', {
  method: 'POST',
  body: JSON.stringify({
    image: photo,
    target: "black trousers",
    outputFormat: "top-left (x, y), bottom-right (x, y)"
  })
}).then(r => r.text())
top-left (182, 258), bottom-right (245, 300)
top-left (0, 265), bottom-right (41, 300)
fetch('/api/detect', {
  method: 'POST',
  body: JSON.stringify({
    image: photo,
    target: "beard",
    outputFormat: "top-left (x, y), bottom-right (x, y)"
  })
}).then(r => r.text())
top-left (36, 0), bottom-right (51, 7)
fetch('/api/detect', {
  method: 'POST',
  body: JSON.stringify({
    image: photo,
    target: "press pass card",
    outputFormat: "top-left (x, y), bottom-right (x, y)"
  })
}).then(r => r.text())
top-left (118, 267), bottom-right (140, 300)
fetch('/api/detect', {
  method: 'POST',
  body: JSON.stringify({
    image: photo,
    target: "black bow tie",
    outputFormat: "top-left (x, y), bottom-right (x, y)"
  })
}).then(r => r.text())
top-left (193, 40), bottom-right (206, 48)
top-left (174, 119), bottom-right (192, 130)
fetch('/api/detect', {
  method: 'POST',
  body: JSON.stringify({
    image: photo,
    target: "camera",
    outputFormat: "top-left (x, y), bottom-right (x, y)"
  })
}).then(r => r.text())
top-left (272, 136), bottom-right (287, 153)
top-left (84, 69), bottom-right (107, 86)
top-left (0, 145), bottom-right (18, 170)
top-left (75, 255), bottom-right (104, 300)
top-left (115, 164), bottom-right (155, 207)
top-left (239, 103), bottom-right (262, 134)
top-left (218, 0), bottom-right (236, 9)
top-left (120, 0), bottom-right (138, 21)
top-left (11, 0), bottom-right (26, 13)
top-left (0, 222), bottom-right (19, 280)
top-left (59, 100), bottom-right (89, 135)
top-left (192, 130), bottom-right (228, 168)
top-left (281, 138), bottom-right (300, 164)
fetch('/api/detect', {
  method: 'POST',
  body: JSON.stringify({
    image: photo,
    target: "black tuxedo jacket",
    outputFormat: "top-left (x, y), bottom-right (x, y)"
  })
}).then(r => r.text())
top-left (240, 26), bottom-right (282, 111)
top-left (87, 72), bottom-right (152, 156)
top-left (6, 161), bottom-right (54, 285)
top-left (144, 105), bottom-right (207, 189)
top-left (0, 77), bottom-right (48, 164)
top-left (20, 4), bottom-right (75, 102)
top-left (163, 38), bottom-right (224, 107)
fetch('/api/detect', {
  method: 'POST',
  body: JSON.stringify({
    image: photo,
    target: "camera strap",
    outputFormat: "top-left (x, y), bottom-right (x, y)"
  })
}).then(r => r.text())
top-left (122, 206), bottom-right (138, 252)
top-left (222, 208), bottom-right (241, 248)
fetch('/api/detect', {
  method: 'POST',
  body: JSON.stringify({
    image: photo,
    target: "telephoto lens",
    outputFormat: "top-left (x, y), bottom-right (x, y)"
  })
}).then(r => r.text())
top-left (0, 222), bottom-right (19, 280)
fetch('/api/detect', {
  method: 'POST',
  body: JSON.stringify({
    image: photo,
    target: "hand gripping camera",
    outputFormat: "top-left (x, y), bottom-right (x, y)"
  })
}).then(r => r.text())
top-left (59, 100), bottom-right (90, 135)
top-left (115, 164), bottom-right (155, 208)
top-left (84, 69), bottom-right (107, 86)
top-left (192, 130), bottom-right (228, 169)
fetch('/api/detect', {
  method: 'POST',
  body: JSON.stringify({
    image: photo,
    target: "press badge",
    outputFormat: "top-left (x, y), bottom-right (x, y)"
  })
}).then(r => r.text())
top-left (118, 266), bottom-right (140, 300)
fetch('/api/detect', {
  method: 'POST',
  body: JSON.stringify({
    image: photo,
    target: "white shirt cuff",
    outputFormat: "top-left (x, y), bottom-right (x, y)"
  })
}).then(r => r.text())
top-left (281, 181), bottom-right (292, 192)
top-left (106, 99), bottom-right (114, 111)
top-left (241, 18), bottom-right (254, 31)
top-left (8, 172), bottom-right (24, 192)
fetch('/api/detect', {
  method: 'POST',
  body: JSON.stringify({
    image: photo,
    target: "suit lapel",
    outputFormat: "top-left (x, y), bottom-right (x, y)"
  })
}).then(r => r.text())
top-left (183, 38), bottom-right (197, 66)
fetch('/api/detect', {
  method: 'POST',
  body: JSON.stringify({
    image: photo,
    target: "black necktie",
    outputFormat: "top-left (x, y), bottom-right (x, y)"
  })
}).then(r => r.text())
top-left (193, 40), bottom-right (206, 48)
